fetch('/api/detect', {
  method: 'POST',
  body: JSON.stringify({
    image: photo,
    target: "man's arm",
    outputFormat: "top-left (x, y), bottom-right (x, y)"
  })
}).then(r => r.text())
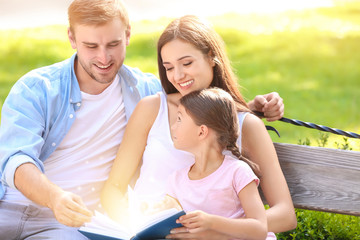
top-left (248, 92), bottom-right (284, 122)
top-left (0, 78), bottom-right (92, 227)
top-left (14, 163), bottom-right (92, 227)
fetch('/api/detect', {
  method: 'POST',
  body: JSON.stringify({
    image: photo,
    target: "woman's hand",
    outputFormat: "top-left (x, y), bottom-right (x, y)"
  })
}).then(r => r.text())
top-left (248, 92), bottom-right (284, 122)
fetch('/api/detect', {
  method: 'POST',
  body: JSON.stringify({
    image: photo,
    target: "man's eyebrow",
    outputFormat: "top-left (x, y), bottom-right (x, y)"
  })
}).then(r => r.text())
top-left (163, 56), bottom-right (191, 65)
top-left (82, 40), bottom-right (122, 45)
top-left (82, 41), bottom-right (97, 45)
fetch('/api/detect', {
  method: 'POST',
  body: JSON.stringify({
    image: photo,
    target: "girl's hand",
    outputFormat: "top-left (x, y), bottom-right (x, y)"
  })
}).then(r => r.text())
top-left (166, 227), bottom-right (229, 240)
top-left (177, 210), bottom-right (213, 233)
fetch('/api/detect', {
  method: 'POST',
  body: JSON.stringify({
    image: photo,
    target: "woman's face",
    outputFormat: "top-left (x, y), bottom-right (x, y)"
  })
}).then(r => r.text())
top-left (161, 39), bottom-right (215, 96)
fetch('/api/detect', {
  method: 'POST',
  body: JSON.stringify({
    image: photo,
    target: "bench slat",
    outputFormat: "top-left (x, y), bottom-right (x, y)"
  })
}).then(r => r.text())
top-left (273, 143), bottom-right (360, 216)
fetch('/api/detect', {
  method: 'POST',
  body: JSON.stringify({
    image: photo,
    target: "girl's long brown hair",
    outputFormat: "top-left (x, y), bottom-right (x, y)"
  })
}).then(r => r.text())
top-left (180, 88), bottom-right (261, 177)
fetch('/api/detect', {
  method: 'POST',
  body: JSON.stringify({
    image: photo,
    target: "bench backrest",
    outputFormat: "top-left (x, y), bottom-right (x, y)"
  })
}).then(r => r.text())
top-left (273, 143), bottom-right (360, 216)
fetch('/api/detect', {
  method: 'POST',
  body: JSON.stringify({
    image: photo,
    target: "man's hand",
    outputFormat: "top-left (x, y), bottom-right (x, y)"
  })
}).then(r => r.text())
top-left (49, 190), bottom-right (93, 227)
top-left (249, 92), bottom-right (284, 122)
top-left (14, 163), bottom-right (93, 227)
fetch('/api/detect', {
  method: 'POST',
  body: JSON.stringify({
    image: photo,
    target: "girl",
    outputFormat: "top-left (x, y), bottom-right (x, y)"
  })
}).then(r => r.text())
top-left (167, 87), bottom-right (271, 240)
top-left (102, 15), bottom-right (296, 239)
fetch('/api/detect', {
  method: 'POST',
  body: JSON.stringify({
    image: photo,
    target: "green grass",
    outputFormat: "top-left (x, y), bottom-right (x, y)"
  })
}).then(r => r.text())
top-left (1, 3), bottom-right (360, 238)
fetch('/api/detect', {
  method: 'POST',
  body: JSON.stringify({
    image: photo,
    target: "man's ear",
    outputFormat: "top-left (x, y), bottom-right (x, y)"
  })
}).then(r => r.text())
top-left (68, 28), bottom-right (77, 50)
top-left (199, 125), bottom-right (209, 139)
top-left (126, 25), bottom-right (131, 46)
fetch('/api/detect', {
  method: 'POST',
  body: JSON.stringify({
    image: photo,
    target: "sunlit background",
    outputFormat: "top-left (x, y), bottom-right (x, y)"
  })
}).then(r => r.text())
top-left (1, 0), bottom-right (359, 150)
top-left (0, 0), bottom-right (336, 29)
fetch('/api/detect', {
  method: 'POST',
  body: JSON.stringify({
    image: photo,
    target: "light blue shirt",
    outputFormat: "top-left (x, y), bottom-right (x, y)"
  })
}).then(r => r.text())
top-left (0, 53), bottom-right (162, 199)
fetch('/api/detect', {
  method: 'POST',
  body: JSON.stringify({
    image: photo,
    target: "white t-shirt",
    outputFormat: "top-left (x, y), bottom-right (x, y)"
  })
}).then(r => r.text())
top-left (4, 75), bottom-right (127, 211)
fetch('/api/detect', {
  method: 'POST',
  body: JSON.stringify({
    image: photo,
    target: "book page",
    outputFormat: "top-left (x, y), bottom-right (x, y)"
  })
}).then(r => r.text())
top-left (81, 211), bottom-right (133, 239)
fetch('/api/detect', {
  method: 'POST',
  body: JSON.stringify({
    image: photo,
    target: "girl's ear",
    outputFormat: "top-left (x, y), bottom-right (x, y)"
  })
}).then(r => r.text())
top-left (198, 125), bottom-right (209, 139)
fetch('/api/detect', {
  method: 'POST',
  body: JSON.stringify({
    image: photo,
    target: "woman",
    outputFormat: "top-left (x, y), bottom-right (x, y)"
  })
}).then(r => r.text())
top-left (101, 15), bottom-right (296, 239)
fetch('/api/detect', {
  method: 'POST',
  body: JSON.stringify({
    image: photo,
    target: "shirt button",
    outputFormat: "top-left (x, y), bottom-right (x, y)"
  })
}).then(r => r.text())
top-left (69, 114), bottom-right (74, 118)
top-left (76, 103), bottom-right (81, 107)
top-left (52, 142), bottom-right (56, 147)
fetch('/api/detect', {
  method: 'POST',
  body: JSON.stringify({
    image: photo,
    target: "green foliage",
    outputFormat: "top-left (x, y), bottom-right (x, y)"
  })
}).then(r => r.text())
top-left (277, 209), bottom-right (360, 240)
top-left (298, 132), bottom-right (356, 150)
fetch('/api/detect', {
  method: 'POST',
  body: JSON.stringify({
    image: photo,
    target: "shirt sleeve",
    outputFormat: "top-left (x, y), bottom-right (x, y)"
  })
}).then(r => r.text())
top-left (233, 161), bottom-right (260, 195)
top-left (0, 77), bottom-right (46, 191)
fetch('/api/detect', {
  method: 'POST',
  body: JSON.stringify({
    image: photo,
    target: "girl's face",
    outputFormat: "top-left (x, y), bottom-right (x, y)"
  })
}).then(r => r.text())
top-left (171, 104), bottom-right (200, 152)
top-left (161, 39), bottom-right (215, 96)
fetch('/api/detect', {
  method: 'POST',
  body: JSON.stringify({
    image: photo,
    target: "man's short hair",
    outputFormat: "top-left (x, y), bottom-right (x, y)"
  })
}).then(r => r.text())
top-left (68, 0), bottom-right (129, 33)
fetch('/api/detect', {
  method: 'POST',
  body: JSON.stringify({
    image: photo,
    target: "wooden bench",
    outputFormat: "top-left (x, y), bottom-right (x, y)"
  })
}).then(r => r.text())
top-left (272, 142), bottom-right (360, 216)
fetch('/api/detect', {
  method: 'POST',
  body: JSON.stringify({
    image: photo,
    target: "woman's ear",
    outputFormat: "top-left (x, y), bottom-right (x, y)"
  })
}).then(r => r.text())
top-left (207, 51), bottom-right (216, 67)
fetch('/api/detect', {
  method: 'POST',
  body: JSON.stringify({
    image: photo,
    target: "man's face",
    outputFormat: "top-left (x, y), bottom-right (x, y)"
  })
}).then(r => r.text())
top-left (68, 19), bottom-right (130, 90)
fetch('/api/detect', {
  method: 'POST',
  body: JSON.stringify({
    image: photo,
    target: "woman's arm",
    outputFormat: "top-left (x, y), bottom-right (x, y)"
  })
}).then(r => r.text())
top-left (242, 114), bottom-right (297, 232)
top-left (177, 181), bottom-right (267, 240)
top-left (100, 95), bottom-right (160, 222)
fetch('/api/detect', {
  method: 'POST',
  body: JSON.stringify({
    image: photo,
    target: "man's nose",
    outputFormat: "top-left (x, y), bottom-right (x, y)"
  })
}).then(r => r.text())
top-left (98, 48), bottom-right (111, 64)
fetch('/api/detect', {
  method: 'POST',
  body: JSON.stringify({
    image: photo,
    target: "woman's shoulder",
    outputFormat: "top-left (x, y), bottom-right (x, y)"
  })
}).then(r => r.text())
top-left (243, 113), bottom-right (267, 132)
top-left (133, 93), bottom-right (161, 121)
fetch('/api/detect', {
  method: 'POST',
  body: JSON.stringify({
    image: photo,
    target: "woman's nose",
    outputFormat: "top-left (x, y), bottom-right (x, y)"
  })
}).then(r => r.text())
top-left (174, 67), bottom-right (185, 82)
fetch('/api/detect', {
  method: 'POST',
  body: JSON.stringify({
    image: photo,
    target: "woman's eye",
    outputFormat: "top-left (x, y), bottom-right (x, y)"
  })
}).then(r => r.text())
top-left (165, 67), bottom-right (173, 71)
top-left (184, 62), bottom-right (192, 66)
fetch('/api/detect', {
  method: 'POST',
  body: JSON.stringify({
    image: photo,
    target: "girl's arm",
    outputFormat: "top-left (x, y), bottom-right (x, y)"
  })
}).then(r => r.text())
top-left (100, 95), bottom-right (160, 222)
top-left (178, 181), bottom-right (267, 240)
top-left (242, 114), bottom-right (297, 232)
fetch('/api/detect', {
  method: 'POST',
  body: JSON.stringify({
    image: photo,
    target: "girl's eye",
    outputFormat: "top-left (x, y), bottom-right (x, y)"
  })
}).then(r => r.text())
top-left (165, 67), bottom-right (173, 71)
top-left (184, 62), bottom-right (192, 66)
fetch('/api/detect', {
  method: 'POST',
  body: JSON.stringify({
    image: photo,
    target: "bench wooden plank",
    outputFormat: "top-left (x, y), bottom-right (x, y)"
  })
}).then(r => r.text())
top-left (272, 143), bottom-right (360, 216)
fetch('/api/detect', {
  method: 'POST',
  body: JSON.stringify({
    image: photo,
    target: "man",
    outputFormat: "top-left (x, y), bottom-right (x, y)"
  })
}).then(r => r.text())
top-left (0, 0), bottom-right (283, 239)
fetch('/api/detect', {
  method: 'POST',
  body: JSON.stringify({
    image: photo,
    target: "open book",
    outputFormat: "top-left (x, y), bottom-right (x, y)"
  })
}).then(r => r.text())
top-left (79, 208), bottom-right (185, 240)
